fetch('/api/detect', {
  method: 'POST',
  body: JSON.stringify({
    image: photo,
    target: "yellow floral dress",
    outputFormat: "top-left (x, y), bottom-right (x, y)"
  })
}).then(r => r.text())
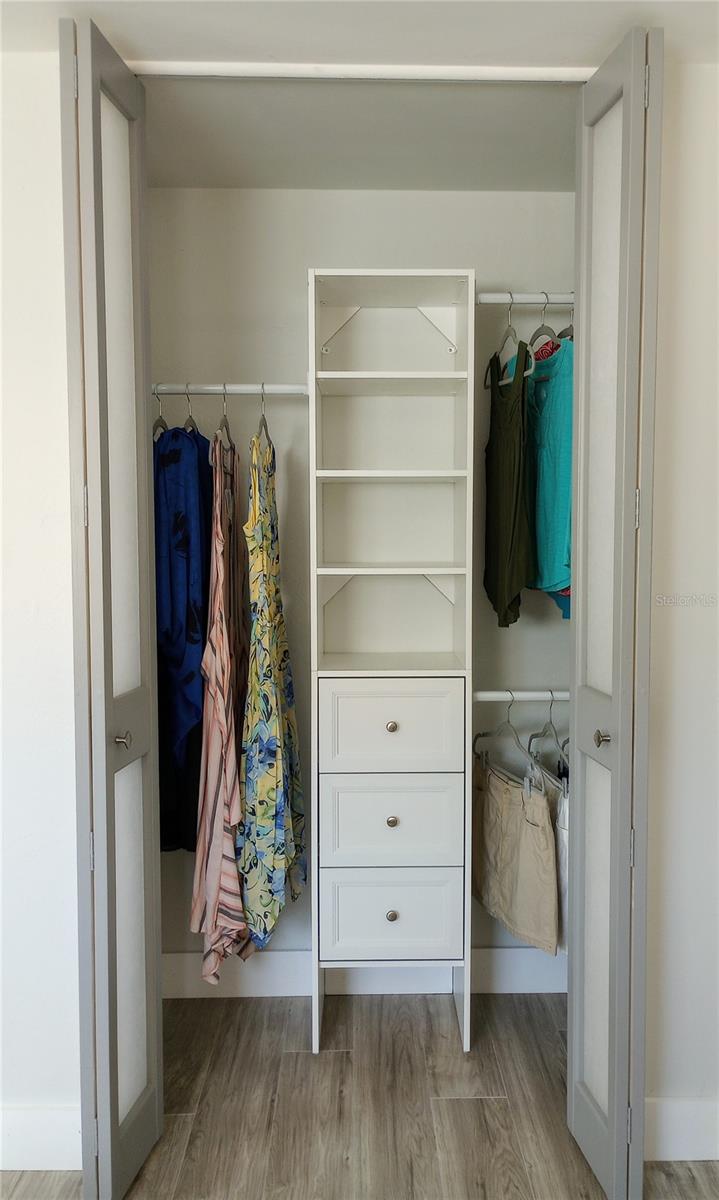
top-left (235, 435), bottom-right (306, 949)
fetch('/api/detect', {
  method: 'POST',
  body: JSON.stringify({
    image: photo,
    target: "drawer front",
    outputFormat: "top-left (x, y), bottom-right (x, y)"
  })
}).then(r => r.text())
top-left (319, 773), bottom-right (464, 867)
top-left (319, 867), bottom-right (464, 961)
top-left (318, 677), bottom-right (464, 773)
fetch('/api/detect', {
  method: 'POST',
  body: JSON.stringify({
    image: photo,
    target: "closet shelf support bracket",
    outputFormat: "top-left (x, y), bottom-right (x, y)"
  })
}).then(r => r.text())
top-left (321, 307), bottom-right (362, 354)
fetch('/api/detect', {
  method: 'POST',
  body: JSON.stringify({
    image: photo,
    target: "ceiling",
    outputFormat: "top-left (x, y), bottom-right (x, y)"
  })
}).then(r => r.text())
top-left (145, 78), bottom-right (578, 190)
top-left (2, 2), bottom-right (718, 68)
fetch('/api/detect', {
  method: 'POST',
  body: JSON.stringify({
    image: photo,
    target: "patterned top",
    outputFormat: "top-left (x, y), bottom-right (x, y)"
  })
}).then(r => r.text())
top-left (190, 437), bottom-right (249, 981)
top-left (235, 435), bottom-right (306, 949)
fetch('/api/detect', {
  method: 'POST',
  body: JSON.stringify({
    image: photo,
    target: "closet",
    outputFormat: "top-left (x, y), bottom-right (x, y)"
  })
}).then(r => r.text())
top-left (60, 19), bottom-right (662, 1200)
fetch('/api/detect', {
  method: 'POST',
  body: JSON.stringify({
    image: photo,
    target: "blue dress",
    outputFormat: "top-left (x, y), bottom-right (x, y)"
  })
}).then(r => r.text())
top-left (154, 427), bottom-right (212, 850)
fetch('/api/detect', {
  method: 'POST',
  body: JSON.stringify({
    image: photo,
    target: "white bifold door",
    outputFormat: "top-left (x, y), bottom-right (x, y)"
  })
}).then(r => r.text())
top-left (61, 19), bottom-right (162, 1200)
top-left (569, 28), bottom-right (662, 1200)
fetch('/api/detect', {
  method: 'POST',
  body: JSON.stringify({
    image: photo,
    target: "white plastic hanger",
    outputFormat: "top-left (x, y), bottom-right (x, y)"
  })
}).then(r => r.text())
top-left (473, 692), bottom-right (546, 793)
top-left (484, 293), bottom-right (536, 389)
top-left (216, 383), bottom-right (235, 450)
top-left (256, 382), bottom-right (272, 445)
top-left (183, 382), bottom-right (199, 433)
top-left (152, 385), bottom-right (168, 441)
top-left (528, 691), bottom-right (570, 769)
top-left (529, 293), bottom-right (558, 350)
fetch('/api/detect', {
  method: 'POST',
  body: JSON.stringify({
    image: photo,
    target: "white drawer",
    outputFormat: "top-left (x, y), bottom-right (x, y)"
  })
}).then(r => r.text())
top-left (319, 773), bottom-right (464, 867)
top-left (319, 867), bottom-right (464, 961)
top-left (318, 677), bottom-right (464, 773)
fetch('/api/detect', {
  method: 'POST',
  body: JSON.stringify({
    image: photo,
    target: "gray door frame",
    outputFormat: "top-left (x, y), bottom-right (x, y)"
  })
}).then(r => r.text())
top-left (59, 17), bottom-right (162, 1199)
top-left (569, 26), bottom-right (663, 1200)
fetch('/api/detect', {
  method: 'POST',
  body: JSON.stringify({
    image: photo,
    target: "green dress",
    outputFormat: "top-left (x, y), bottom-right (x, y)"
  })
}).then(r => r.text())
top-left (483, 342), bottom-right (536, 626)
top-left (235, 435), bottom-right (306, 949)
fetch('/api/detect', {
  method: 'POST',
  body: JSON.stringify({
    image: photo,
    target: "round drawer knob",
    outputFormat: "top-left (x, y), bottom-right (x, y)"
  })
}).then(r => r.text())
top-left (386, 720), bottom-right (399, 733)
top-left (386, 910), bottom-right (399, 923)
top-left (386, 815), bottom-right (399, 828)
top-left (593, 728), bottom-right (611, 748)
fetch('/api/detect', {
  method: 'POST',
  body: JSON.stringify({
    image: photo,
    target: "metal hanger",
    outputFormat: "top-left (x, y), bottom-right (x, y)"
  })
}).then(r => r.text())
top-left (216, 383), bottom-right (235, 450)
top-left (183, 383), bottom-right (199, 433)
top-left (483, 292), bottom-right (536, 389)
top-left (256, 382), bottom-right (272, 444)
top-left (152, 385), bottom-right (168, 441)
top-left (528, 691), bottom-right (569, 768)
top-left (529, 292), bottom-right (558, 350)
top-left (557, 304), bottom-right (574, 341)
top-left (472, 691), bottom-right (545, 791)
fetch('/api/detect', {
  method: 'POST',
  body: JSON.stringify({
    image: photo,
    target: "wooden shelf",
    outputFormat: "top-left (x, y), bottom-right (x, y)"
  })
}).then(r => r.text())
top-left (316, 372), bottom-right (468, 396)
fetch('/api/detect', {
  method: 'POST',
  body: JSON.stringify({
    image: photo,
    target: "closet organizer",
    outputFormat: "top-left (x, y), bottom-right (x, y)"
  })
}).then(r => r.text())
top-left (309, 270), bottom-right (475, 1051)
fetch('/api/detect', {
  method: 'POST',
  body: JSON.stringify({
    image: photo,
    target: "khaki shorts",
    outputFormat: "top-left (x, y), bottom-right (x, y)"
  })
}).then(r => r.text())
top-left (473, 762), bottom-right (559, 955)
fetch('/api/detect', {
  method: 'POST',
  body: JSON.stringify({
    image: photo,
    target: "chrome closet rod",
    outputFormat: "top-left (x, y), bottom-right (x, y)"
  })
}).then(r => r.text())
top-left (473, 689), bottom-right (570, 703)
top-left (476, 292), bottom-right (574, 306)
top-left (153, 382), bottom-right (308, 397)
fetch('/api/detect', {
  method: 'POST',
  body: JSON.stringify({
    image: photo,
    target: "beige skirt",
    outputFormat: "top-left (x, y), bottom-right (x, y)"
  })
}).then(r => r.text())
top-left (473, 762), bottom-right (559, 955)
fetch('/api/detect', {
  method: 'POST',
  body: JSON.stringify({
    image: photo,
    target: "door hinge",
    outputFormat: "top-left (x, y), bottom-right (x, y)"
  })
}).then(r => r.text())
top-left (89, 830), bottom-right (95, 873)
top-left (634, 488), bottom-right (641, 530)
top-left (83, 482), bottom-right (89, 528)
top-left (644, 64), bottom-right (650, 109)
top-left (91, 1117), bottom-right (99, 1156)
top-left (73, 54), bottom-right (79, 100)
top-left (630, 827), bottom-right (635, 868)
top-left (627, 1105), bottom-right (633, 1143)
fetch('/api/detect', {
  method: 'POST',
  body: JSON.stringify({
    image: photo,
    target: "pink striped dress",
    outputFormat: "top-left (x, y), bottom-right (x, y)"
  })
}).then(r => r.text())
top-left (190, 438), bottom-right (249, 981)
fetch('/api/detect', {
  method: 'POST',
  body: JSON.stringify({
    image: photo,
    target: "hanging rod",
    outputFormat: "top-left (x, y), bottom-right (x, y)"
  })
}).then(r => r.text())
top-left (153, 383), bottom-right (308, 397)
top-left (473, 689), bottom-right (570, 703)
top-left (476, 292), bottom-right (574, 307)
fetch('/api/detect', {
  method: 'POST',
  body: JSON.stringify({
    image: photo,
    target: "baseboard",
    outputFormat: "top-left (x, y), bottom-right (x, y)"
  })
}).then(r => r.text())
top-left (645, 1097), bottom-right (719, 1161)
top-left (162, 949), bottom-right (313, 998)
top-left (162, 946), bottom-right (567, 998)
top-left (0, 1106), bottom-right (82, 1171)
top-left (472, 946), bottom-right (568, 993)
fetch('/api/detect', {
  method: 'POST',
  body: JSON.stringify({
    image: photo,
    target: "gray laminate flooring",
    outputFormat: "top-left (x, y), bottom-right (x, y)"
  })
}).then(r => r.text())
top-left (2, 995), bottom-right (716, 1200)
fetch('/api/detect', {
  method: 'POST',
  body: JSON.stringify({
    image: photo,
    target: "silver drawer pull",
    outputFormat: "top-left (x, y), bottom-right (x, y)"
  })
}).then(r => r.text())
top-left (386, 910), bottom-right (399, 922)
top-left (386, 815), bottom-right (399, 828)
top-left (385, 720), bottom-right (399, 733)
top-left (593, 729), bottom-right (611, 748)
top-left (114, 730), bottom-right (133, 751)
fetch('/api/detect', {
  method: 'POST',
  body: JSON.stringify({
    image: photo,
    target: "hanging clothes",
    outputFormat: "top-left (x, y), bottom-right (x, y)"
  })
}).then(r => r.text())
top-left (154, 427), bottom-right (212, 851)
top-left (473, 761), bottom-right (559, 955)
top-left (527, 338), bottom-right (573, 592)
top-left (236, 435), bottom-right (306, 951)
top-left (191, 437), bottom-right (250, 982)
top-left (483, 342), bottom-right (537, 626)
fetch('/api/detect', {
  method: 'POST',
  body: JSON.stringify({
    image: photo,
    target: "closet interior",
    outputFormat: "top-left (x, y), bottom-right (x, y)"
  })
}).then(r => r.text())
top-left (145, 74), bottom-right (576, 1067)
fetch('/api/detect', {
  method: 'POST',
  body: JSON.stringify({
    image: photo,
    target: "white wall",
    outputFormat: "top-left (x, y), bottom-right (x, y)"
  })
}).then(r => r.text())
top-left (0, 52), bottom-right (82, 1168)
top-left (148, 186), bottom-right (574, 963)
top-left (644, 59), bottom-right (719, 1161)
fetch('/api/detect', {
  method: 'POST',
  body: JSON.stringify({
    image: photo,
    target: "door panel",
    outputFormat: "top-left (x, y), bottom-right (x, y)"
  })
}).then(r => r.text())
top-left (569, 27), bottom-right (660, 1200)
top-left (65, 18), bottom-right (161, 1198)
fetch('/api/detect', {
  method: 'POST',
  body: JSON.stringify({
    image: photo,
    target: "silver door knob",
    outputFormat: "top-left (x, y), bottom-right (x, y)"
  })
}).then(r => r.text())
top-left (114, 730), bottom-right (133, 750)
top-left (593, 729), bottom-right (611, 748)
top-left (386, 720), bottom-right (398, 733)
top-left (386, 815), bottom-right (399, 828)
top-left (386, 910), bottom-right (399, 922)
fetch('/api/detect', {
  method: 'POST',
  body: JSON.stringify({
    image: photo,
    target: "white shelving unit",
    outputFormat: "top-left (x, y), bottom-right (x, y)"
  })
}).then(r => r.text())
top-left (309, 269), bottom-right (474, 1051)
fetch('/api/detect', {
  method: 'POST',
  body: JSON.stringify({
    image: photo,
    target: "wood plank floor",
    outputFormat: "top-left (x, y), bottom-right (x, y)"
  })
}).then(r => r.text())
top-left (2, 995), bottom-right (716, 1200)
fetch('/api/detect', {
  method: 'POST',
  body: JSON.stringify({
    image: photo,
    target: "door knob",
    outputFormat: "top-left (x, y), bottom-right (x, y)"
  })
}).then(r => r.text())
top-left (386, 910), bottom-right (399, 922)
top-left (593, 729), bottom-right (611, 748)
top-left (114, 730), bottom-right (133, 750)
top-left (386, 815), bottom-right (399, 828)
top-left (385, 720), bottom-right (398, 733)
